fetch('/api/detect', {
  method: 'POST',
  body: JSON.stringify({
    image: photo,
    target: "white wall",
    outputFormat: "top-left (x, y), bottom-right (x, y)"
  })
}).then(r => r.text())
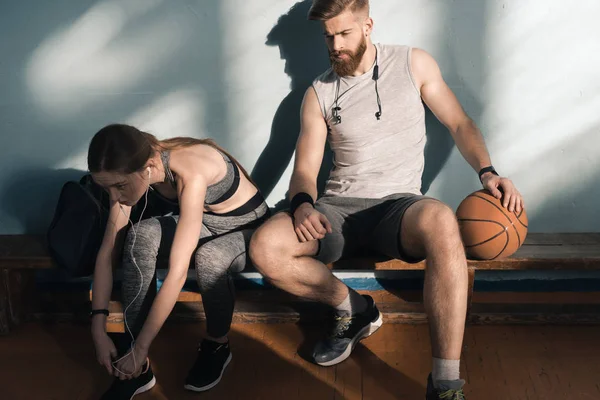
top-left (1, 0), bottom-right (599, 234)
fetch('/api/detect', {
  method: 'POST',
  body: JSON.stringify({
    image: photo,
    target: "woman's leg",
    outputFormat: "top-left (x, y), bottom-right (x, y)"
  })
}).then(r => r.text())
top-left (119, 217), bottom-right (168, 351)
top-left (184, 228), bottom-right (254, 392)
top-left (194, 228), bottom-right (253, 340)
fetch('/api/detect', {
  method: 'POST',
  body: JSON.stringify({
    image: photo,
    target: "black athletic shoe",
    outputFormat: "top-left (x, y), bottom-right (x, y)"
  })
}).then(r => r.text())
top-left (426, 373), bottom-right (466, 400)
top-left (100, 360), bottom-right (156, 400)
top-left (184, 339), bottom-right (232, 392)
top-left (312, 294), bottom-right (382, 366)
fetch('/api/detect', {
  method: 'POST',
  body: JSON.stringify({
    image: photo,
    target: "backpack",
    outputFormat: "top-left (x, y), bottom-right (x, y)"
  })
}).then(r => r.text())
top-left (46, 174), bottom-right (179, 277)
top-left (46, 175), bottom-right (110, 277)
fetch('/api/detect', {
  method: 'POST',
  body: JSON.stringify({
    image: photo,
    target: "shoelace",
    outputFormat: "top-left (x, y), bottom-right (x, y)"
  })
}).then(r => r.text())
top-left (439, 389), bottom-right (465, 400)
top-left (332, 316), bottom-right (353, 337)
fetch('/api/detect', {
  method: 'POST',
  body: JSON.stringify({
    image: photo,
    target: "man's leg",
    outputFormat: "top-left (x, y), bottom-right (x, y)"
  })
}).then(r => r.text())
top-left (399, 200), bottom-right (467, 358)
top-left (249, 211), bottom-right (348, 307)
top-left (249, 205), bottom-right (382, 366)
top-left (400, 200), bottom-right (468, 391)
top-left (369, 196), bottom-right (467, 393)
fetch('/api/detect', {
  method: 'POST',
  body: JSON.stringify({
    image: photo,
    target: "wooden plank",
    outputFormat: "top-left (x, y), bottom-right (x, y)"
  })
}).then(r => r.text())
top-left (330, 233), bottom-right (600, 270)
top-left (512, 245), bottom-right (600, 259)
top-left (0, 270), bottom-right (9, 334)
top-left (0, 235), bottom-right (56, 269)
top-left (468, 303), bottom-right (600, 324)
top-left (466, 257), bottom-right (600, 270)
top-left (0, 269), bottom-right (35, 334)
top-left (89, 289), bottom-right (600, 308)
top-left (466, 268), bottom-right (475, 318)
top-left (4, 322), bottom-right (600, 399)
top-left (463, 325), bottom-right (600, 398)
top-left (473, 291), bottom-right (600, 304)
top-left (520, 232), bottom-right (600, 245)
top-left (99, 297), bottom-right (600, 334)
top-left (333, 256), bottom-right (600, 271)
top-left (1, 233), bottom-right (600, 270)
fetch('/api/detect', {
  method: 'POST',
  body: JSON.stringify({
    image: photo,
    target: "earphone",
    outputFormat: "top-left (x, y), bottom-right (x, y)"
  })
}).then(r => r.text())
top-left (332, 44), bottom-right (382, 124)
top-left (111, 166), bottom-right (152, 376)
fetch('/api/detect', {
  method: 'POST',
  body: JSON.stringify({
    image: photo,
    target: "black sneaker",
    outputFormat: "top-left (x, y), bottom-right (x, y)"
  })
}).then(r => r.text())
top-left (426, 373), bottom-right (466, 400)
top-left (184, 339), bottom-right (232, 392)
top-left (100, 360), bottom-right (156, 400)
top-left (312, 294), bottom-right (382, 366)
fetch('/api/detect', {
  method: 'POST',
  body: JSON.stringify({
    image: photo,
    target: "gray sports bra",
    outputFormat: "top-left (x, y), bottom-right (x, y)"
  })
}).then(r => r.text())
top-left (159, 149), bottom-right (240, 205)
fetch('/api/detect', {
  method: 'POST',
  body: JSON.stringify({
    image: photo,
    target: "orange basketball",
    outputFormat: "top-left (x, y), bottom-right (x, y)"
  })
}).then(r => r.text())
top-left (456, 189), bottom-right (528, 260)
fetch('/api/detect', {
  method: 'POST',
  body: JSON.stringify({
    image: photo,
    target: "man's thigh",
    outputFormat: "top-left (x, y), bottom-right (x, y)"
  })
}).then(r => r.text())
top-left (367, 194), bottom-right (439, 262)
top-left (313, 196), bottom-right (366, 265)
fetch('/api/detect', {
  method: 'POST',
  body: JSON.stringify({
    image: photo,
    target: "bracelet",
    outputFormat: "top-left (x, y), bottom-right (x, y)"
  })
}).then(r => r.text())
top-left (290, 192), bottom-right (314, 215)
top-left (90, 309), bottom-right (109, 318)
top-left (478, 166), bottom-right (499, 183)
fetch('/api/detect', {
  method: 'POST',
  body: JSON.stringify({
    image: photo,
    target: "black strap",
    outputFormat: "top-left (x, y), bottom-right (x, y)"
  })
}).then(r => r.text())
top-left (290, 192), bottom-right (315, 216)
top-left (90, 309), bottom-right (109, 318)
top-left (478, 166), bottom-right (499, 182)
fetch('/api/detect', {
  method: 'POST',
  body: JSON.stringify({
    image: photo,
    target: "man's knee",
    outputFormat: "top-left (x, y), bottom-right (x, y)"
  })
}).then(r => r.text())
top-left (249, 213), bottom-right (292, 270)
top-left (249, 212), bottom-right (316, 280)
top-left (409, 201), bottom-right (462, 248)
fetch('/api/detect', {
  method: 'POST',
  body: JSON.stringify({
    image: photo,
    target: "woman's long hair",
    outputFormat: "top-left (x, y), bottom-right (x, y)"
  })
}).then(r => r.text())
top-left (87, 124), bottom-right (254, 184)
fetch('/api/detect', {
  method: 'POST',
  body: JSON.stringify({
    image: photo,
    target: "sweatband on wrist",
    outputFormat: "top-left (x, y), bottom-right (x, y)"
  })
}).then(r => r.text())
top-left (290, 192), bottom-right (314, 215)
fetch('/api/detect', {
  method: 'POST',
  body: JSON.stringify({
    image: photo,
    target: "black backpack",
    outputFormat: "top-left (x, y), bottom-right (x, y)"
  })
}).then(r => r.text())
top-left (47, 174), bottom-right (179, 277)
top-left (47, 175), bottom-right (110, 277)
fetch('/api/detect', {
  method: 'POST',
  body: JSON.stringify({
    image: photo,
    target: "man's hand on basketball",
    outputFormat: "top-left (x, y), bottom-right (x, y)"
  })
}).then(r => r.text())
top-left (481, 174), bottom-right (524, 214)
top-left (293, 203), bottom-right (332, 242)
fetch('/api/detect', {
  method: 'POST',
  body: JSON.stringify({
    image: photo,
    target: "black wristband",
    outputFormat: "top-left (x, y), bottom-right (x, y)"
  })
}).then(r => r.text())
top-left (290, 192), bottom-right (314, 216)
top-left (90, 309), bottom-right (109, 318)
top-left (478, 166), bottom-right (499, 182)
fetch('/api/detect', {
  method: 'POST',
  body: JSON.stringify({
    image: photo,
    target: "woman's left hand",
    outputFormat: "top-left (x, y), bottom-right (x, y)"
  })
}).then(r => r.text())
top-left (113, 345), bottom-right (148, 380)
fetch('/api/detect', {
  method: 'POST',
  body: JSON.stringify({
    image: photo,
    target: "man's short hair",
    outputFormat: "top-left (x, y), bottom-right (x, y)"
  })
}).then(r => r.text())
top-left (308, 0), bottom-right (369, 21)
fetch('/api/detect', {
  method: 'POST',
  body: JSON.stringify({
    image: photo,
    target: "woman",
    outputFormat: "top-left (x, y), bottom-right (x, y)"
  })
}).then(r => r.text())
top-left (88, 124), bottom-right (270, 399)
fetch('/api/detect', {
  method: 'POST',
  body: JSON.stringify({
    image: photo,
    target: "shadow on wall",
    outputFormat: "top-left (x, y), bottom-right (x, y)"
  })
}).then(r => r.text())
top-left (251, 0), bottom-right (332, 211)
top-left (0, 168), bottom-right (85, 234)
top-left (1, 0), bottom-right (227, 234)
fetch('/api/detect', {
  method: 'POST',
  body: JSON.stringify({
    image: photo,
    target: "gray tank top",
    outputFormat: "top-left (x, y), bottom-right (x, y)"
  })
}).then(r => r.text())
top-left (312, 44), bottom-right (426, 198)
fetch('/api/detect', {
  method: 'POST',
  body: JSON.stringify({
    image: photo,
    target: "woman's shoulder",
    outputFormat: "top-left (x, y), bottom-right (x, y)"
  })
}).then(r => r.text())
top-left (169, 143), bottom-right (226, 184)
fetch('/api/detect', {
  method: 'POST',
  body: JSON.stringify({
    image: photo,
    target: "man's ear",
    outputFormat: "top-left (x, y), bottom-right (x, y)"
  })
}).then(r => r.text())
top-left (364, 17), bottom-right (374, 36)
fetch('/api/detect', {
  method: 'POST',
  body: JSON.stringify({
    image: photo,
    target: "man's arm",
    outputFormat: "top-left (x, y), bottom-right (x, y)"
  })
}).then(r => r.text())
top-left (411, 48), bottom-right (491, 173)
top-left (289, 86), bottom-right (328, 202)
top-left (288, 86), bottom-right (332, 242)
top-left (411, 48), bottom-right (523, 212)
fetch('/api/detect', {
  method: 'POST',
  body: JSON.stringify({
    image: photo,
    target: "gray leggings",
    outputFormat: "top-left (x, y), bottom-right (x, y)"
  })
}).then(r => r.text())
top-left (121, 201), bottom-right (269, 339)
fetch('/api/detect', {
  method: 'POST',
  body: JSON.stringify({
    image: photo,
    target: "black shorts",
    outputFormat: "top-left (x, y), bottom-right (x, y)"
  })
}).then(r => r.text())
top-left (313, 193), bottom-right (435, 264)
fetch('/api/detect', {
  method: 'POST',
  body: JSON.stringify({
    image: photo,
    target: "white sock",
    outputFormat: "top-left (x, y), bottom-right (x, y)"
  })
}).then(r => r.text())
top-left (432, 357), bottom-right (460, 387)
top-left (334, 289), bottom-right (367, 316)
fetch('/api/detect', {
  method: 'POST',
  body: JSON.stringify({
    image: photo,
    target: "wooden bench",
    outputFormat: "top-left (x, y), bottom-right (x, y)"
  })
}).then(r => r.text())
top-left (1, 233), bottom-right (600, 334)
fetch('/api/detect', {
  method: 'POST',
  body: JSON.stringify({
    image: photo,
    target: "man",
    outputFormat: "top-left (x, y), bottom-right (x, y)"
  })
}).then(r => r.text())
top-left (250, 1), bottom-right (524, 398)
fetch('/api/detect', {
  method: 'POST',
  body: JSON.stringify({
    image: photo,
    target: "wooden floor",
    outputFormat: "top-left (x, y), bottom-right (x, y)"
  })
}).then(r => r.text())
top-left (1, 322), bottom-right (600, 400)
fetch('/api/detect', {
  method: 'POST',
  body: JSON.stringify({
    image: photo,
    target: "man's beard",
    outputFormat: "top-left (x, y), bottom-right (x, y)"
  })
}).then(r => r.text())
top-left (329, 36), bottom-right (367, 77)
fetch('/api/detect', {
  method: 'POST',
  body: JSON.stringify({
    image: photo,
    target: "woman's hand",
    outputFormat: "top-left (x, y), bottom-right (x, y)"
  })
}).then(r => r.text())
top-left (112, 345), bottom-right (149, 380)
top-left (92, 329), bottom-right (118, 375)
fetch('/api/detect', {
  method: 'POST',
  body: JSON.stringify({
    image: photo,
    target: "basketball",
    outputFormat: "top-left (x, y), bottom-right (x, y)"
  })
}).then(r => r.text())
top-left (456, 189), bottom-right (528, 260)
